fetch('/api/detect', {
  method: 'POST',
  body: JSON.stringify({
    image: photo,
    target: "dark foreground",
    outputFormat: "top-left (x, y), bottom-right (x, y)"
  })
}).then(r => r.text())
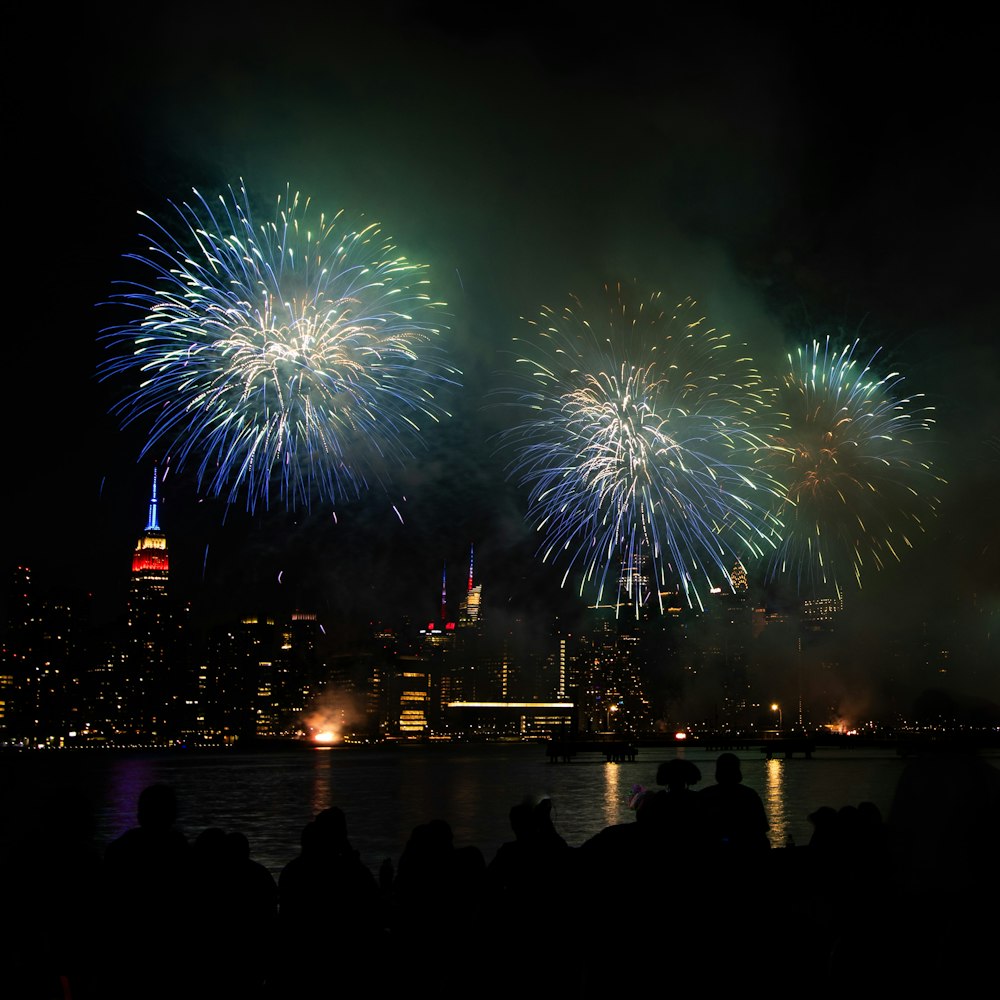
top-left (7, 749), bottom-right (999, 999)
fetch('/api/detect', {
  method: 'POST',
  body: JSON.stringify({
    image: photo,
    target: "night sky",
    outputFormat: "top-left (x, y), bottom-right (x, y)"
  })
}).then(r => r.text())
top-left (7, 6), bottom-right (998, 704)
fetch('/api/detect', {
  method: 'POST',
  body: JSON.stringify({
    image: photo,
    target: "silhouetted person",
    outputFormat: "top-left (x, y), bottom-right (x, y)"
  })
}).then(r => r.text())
top-left (488, 797), bottom-right (568, 897)
top-left (191, 827), bottom-right (277, 998)
top-left (885, 748), bottom-right (1000, 989)
top-left (691, 755), bottom-right (771, 978)
top-left (656, 757), bottom-right (703, 793)
top-left (580, 763), bottom-right (707, 994)
top-left (640, 757), bottom-right (706, 851)
top-left (699, 752), bottom-right (770, 852)
top-left (390, 819), bottom-right (486, 998)
top-left (578, 785), bottom-right (653, 876)
top-left (101, 783), bottom-right (191, 999)
top-left (224, 830), bottom-right (279, 932)
top-left (390, 817), bottom-right (458, 928)
top-left (275, 807), bottom-right (380, 996)
top-left (486, 798), bottom-right (576, 992)
top-left (790, 799), bottom-right (904, 986)
top-left (806, 805), bottom-right (839, 850)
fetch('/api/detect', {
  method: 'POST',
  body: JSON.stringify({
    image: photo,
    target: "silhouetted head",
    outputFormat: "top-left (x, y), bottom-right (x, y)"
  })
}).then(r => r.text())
top-left (715, 752), bottom-right (743, 785)
top-left (225, 831), bottom-right (251, 862)
top-left (454, 844), bottom-right (486, 878)
top-left (509, 800), bottom-right (533, 839)
top-left (300, 808), bottom-right (350, 856)
top-left (858, 801), bottom-right (883, 827)
top-left (194, 826), bottom-right (227, 860)
top-left (405, 819), bottom-right (454, 861)
top-left (808, 805), bottom-right (837, 827)
top-left (137, 783), bottom-right (178, 831)
top-left (534, 798), bottom-right (554, 827)
top-left (422, 819), bottom-right (454, 851)
top-left (837, 804), bottom-right (863, 842)
top-left (315, 807), bottom-right (348, 841)
top-left (807, 805), bottom-right (838, 848)
top-left (656, 758), bottom-right (702, 791)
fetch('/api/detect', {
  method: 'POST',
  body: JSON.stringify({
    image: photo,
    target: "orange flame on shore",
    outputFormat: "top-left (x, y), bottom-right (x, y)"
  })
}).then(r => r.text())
top-left (303, 689), bottom-right (363, 744)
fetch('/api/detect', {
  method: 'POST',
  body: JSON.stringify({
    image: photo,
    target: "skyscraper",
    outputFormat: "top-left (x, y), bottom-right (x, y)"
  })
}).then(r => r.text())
top-left (1, 564), bottom-right (91, 744)
top-left (1, 565), bottom-right (36, 739)
top-left (458, 545), bottom-right (482, 627)
top-left (455, 545), bottom-right (486, 702)
top-left (129, 466), bottom-right (169, 622)
top-left (121, 467), bottom-right (178, 739)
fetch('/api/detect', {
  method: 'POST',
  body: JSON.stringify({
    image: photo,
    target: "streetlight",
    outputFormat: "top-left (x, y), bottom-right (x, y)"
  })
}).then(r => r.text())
top-left (607, 702), bottom-right (619, 731)
top-left (771, 703), bottom-right (783, 731)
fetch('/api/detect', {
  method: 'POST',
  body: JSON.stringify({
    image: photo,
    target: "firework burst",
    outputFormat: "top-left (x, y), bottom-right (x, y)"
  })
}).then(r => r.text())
top-left (765, 337), bottom-right (941, 596)
top-left (501, 284), bottom-right (783, 613)
top-left (100, 181), bottom-right (458, 510)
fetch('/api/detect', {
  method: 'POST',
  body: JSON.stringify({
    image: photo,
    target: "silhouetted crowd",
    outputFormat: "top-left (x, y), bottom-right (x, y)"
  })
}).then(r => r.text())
top-left (8, 750), bottom-right (999, 999)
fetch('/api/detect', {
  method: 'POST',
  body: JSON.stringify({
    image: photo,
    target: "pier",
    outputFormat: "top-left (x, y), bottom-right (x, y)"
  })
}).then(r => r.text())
top-left (543, 731), bottom-right (995, 761)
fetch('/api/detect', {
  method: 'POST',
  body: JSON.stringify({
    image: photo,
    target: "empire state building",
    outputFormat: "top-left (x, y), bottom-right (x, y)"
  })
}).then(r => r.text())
top-left (129, 467), bottom-right (169, 621)
top-left (123, 466), bottom-right (175, 738)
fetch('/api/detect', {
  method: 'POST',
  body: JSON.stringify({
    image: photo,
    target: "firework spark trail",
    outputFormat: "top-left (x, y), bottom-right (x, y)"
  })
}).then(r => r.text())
top-left (765, 336), bottom-right (941, 597)
top-left (100, 181), bottom-right (459, 511)
top-left (501, 284), bottom-right (783, 614)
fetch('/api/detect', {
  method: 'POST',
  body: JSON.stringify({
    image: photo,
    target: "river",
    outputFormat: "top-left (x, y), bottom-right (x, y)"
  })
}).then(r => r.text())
top-left (7, 741), bottom-right (979, 878)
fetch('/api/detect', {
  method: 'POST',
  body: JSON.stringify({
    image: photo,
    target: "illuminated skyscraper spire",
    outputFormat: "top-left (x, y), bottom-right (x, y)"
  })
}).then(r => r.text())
top-left (458, 543), bottom-right (482, 628)
top-left (146, 464), bottom-right (161, 532)
top-left (440, 563), bottom-right (447, 623)
top-left (131, 467), bottom-right (169, 592)
top-left (125, 465), bottom-right (173, 738)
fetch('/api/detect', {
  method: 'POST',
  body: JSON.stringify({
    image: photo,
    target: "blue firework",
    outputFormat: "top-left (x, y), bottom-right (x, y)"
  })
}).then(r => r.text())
top-left (501, 284), bottom-right (783, 613)
top-left (101, 181), bottom-right (458, 510)
top-left (765, 336), bottom-right (941, 597)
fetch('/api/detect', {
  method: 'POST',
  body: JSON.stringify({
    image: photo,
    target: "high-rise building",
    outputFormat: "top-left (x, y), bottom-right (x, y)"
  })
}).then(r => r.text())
top-left (197, 609), bottom-right (335, 743)
top-left (0, 565), bottom-right (35, 738)
top-left (730, 559), bottom-right (749, 593)
top-left (458, 545), bottom-right (483, 628)
top-left (120, 467), bottom-right (180, 739)
top-left (391, 659), bottom-right (431, 736)
top-left (576, 600), bottom-right (650, 733)
top-left (454, 545), bottom-right (486, 704)
top-left (1, 564), bottom-right (91, 744)
top-left (129, 467), bottom-right (169, 622)
top-left (709, 563), bottom-right (754, 728)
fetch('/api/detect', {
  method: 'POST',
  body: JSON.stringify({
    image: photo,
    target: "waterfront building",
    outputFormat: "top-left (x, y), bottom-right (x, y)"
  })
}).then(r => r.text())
top-left (577, 598), bottom-right (650, 733)
top-left (389, 656), bottom-right (431, 736)
top-left (199, 610), bottom-right (338, 741)
top-left (118, 467), bottom-right (181, 739)
top-left (1, 564), bottom-right (36, 739)
top-left (702, 562), bottom-right (754, 730)
top-left (1, 564), bottom-right (93, 744)
top-left (453, 546), bottom-right (487, 704)
top-left (458, 545), bottom-right (482, 628)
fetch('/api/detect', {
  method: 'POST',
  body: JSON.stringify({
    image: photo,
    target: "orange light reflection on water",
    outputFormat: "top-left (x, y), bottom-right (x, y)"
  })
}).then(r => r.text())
top-left (765, 758), bottom-right (788, 847)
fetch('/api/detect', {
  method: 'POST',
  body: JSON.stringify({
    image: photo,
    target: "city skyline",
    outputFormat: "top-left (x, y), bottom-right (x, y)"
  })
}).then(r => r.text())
top-left (5, 466), bottom-right (995, 743)
top-left (6, 7), bottom-right (997, 712)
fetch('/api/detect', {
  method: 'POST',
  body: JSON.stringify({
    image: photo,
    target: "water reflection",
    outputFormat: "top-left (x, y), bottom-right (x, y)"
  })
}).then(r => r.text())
top-left (311, 747), bottom-right (333, 815)
top-left (764, 758), bottom-right (787, 846)
top-left (14, 744), bottom-right (924, 877)
top-left (602, 762), bottom-right (622, 830)
top-left (107, 757), bottom-right (159, 839)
